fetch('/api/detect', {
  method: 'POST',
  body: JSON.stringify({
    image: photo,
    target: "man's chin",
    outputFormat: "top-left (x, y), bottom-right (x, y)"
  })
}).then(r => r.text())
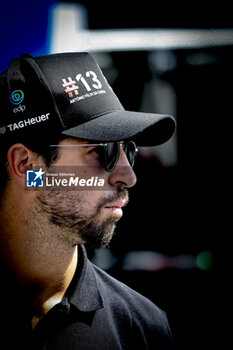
top-left (82, 219), bottom-right (117, 249)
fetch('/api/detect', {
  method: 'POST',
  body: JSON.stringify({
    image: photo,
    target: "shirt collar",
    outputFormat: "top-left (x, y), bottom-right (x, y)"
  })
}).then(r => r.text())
top-left (68, 244), bottom-right (104, 313)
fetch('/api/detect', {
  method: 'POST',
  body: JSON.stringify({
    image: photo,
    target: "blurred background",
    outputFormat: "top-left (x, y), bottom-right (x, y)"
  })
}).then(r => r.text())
top-left (1, 1), bottom-right (232, 349)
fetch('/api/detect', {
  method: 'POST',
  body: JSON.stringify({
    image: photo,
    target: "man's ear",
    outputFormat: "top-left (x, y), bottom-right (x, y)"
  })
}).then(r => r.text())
top-left (7, 144), bottom-right (39, 188)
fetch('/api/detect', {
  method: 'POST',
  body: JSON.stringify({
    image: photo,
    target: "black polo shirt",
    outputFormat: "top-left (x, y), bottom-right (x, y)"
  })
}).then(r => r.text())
top-left (1, 245), bottom-right (174, 349)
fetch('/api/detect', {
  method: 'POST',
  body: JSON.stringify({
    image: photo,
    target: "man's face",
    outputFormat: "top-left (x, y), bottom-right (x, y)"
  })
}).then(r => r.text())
top-left (35, 137), bottom-right (137, 248)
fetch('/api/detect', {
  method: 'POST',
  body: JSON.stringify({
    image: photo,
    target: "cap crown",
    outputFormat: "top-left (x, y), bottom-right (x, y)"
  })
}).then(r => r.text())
top-left (0, 53), bottom-right (123, 139)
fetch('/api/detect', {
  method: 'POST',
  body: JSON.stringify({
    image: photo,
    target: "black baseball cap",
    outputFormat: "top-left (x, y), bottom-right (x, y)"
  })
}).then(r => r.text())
top-left (0, 52), bottom-right (176, 146)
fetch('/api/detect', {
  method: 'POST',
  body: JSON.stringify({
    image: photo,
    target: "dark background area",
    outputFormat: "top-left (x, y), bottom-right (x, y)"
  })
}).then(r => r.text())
top-left (74, 0), bottom-right (233, 29)
top-left (0, 1), bottom-right (231, 349)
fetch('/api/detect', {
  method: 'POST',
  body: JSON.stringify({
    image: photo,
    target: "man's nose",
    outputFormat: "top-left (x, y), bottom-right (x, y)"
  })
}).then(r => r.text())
top-left (107, 148), bottom-right (137, 188)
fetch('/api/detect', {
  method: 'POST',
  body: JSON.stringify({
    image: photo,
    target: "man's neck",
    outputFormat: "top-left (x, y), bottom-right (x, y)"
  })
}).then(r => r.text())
top-left (30, 245), bottom-right (78, 328)
top-left (0, 238), bottom-right (78, 328)
top-left (0, 189), bottom-right (79, 327)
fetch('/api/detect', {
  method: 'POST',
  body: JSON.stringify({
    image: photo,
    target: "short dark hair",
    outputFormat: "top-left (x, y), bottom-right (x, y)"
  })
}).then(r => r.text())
top-left (0, 134), bottom-right (65, 195)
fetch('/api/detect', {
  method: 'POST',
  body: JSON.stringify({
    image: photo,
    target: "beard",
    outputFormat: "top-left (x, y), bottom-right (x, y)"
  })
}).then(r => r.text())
top-left (35, 187), bottom-right (128, 249)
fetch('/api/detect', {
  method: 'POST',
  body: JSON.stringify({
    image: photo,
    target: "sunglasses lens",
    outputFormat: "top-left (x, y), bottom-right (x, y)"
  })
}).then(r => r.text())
top-left (104, 141), bottom-right (137, 172)
top-left (125, 141), bottom-right (137, 167)
top-left (105, 142), bottom-right (120, 172)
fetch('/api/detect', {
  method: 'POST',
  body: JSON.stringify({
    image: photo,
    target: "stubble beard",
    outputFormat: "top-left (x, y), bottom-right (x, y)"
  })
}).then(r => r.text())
top-left (35, 188), bottom-right (129, 249)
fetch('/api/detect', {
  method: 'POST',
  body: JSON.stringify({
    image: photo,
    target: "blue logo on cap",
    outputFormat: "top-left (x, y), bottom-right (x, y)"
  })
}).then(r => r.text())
top-left (10, 90), bottom-right (24, 105)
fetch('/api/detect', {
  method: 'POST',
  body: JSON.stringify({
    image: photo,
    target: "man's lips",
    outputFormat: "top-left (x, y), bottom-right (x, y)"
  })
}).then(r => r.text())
top-left (104, 200), bottom-right (126, 216)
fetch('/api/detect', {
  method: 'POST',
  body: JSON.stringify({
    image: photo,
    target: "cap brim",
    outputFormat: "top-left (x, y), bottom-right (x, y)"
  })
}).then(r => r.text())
top-left (61, 110), bottom-right (176, 146)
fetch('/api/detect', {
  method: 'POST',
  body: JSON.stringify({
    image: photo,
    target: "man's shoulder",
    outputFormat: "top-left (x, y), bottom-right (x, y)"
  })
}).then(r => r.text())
top-left (70, 248), bottom-right (174, 349)
top-left (90, 260), bottom-right (170, 330)
top-left (92, 261), bottom-right (155, 305)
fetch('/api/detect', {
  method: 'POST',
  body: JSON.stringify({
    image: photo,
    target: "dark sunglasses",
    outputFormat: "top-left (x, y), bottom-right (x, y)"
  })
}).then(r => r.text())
top-left (95, 141), bottom-right (138, 172)
top-left (50, 141), bottom-right (138, 172)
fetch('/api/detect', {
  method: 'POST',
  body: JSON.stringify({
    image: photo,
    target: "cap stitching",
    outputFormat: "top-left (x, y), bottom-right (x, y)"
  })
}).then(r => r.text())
top-left (20, 56), bottom-right (66, 129)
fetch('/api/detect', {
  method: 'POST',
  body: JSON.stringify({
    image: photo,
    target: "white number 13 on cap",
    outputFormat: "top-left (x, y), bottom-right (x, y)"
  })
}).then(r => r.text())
top-left (76, 71), bottom-right (102, 91)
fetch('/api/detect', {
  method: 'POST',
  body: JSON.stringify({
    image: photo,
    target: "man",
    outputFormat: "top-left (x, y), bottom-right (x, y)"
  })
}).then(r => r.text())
top-left (0, 52), bottom-right (176, 349)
